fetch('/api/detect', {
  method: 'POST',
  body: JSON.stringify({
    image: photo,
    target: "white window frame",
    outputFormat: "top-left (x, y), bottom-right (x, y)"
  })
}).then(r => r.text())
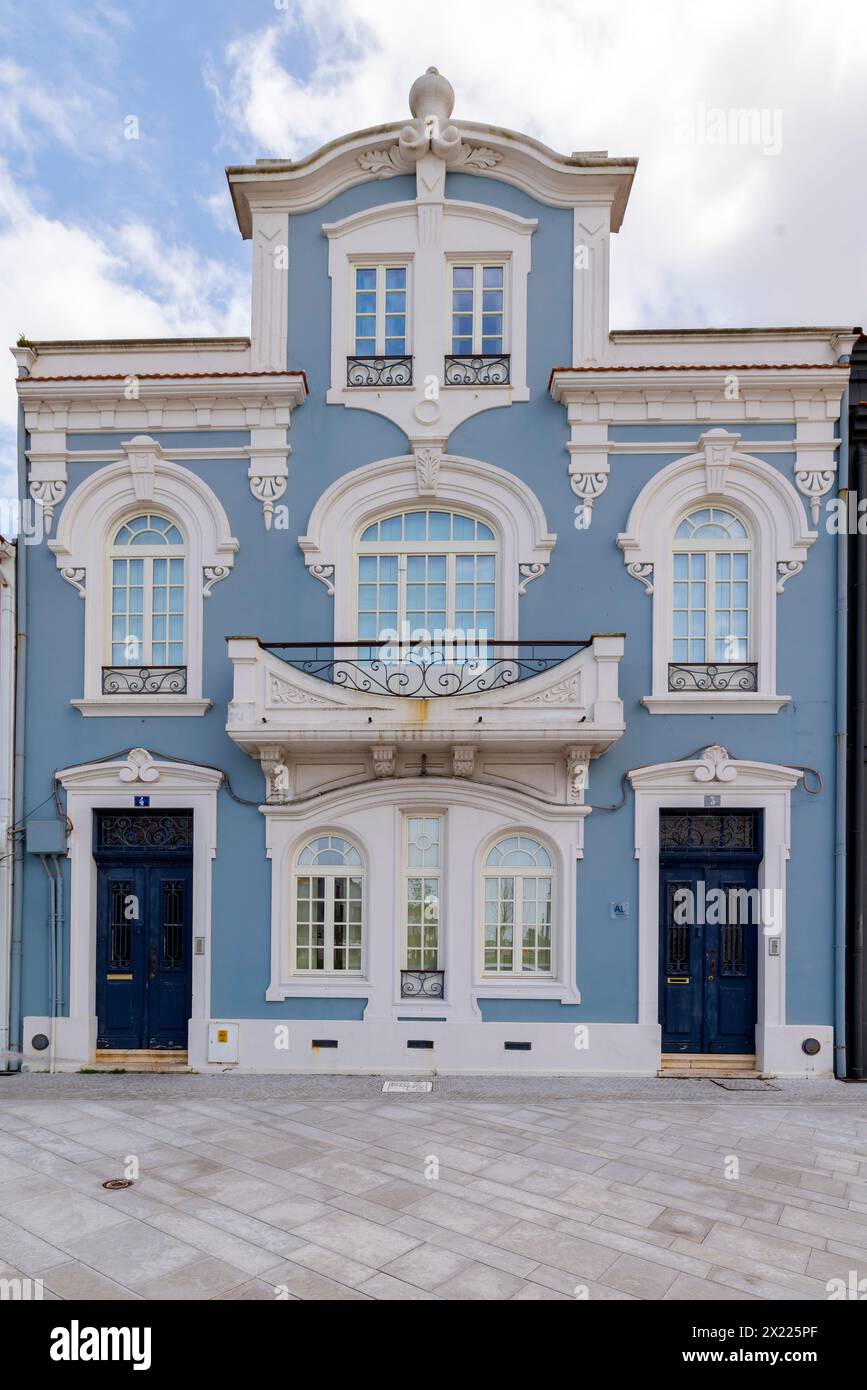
top-left (49, 439), bottom-right (238, 716)
top-left (671, 507), bottom-right (752, 665)
top-left (480, 834), bottom-right (554, 980)
top-left (616, 434), bottom-right (814, 714)
top-left (348, 255), bottom-right (412, 358)
top-left (324, 201), bottom-right (534, 434)
top-left (348, 259), bottom-right (408, 358)
top-left (300, 452), bottom-right (555, 644)
top-left (446, 258), bottom-right (509, 357)
top-left (355, 509), bottom-right (499, 649)
top-left (402, 813), bottom-right (443, 972)
top-left (107, 512), bottom-right (186, 668)
top-left (291, 834), bottom-right (365, 978)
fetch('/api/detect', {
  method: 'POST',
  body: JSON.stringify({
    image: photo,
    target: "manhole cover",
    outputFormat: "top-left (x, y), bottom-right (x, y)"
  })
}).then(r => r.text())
top-left (382, 1080), bottom-right (433, 1093)
top-left (102, 1178), bottom-right (135, 1189)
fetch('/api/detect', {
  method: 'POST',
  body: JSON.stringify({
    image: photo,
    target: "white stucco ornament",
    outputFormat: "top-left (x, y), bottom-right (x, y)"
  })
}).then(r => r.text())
top-left (118, 749), bottom-right (161, 784)
top-left (693, 745), bottom-right (738, 783)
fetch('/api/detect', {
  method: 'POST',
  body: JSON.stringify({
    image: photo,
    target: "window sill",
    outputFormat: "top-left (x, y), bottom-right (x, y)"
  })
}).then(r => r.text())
top-left (72, 696), bottom-right (212, 717)
top-left (642, 693), bottom-right (790, 716)
top-left (266, 980), bottom-right (370, 1001)
top-left (474, 980), bottom-right (581, 1005)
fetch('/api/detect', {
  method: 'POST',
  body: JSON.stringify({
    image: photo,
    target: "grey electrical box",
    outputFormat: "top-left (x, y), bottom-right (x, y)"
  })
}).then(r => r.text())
top-left (25, 820), bottom-right (68, 854)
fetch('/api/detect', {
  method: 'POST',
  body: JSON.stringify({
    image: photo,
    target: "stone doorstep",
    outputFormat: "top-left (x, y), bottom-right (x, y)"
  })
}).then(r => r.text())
top-left (658, 1054), bottom-right (764, 1080)
top-left (89, 1050), bottom-right (194, 1074)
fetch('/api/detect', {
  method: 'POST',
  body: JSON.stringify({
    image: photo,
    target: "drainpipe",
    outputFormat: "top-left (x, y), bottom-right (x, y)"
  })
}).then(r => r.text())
top-left (851, 436), bottom-right (867, 1080)
top-left (40, 856), bottom-right (56, 1073)
top-left (0, 541), bottom-right (14, 1070)
top-left (9, 395), bottom-right (28, 1070)
top-left (835, 384), bottom-right (849, 1079)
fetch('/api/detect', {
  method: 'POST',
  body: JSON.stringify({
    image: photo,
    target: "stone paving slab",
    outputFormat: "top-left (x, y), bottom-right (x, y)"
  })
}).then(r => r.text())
top-left (0, 1074), bottom-right (864, 1300)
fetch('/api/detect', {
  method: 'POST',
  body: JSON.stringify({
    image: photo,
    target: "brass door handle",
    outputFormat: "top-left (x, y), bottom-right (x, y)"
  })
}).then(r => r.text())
top-left (707, 953), bottom-right (716, 982)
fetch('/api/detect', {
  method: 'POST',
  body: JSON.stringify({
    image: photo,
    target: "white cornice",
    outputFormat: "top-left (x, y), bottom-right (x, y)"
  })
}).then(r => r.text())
top-left (550, 366), bottom-right (850, 402)
top-left (227, 120), bottom-right (636, 230)
top-left (17, 374), bottom-right (307, 409)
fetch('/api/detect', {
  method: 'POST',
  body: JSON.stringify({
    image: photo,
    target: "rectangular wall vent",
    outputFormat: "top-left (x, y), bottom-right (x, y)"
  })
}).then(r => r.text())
top-left (504, 1041), bottom-right (532, 1051)
top-left (407, 1039), bottom-right (434, 1049)
top-left (311, 1039), bottom-right (338, 1049)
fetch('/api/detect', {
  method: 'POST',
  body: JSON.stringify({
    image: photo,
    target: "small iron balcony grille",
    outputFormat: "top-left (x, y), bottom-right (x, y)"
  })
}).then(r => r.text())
top-left (102, 665), bottom-right (188, 695)
top-left (346, 355), bottom-right (413, 387)
top-left (667, 662), bottom-right (758, 693)
top-left (444, 354), bottom-right (510, 386)
top-left (400, 969), bottom-right (444, 999)
top-left (261, 640), bottom-right (590, 699)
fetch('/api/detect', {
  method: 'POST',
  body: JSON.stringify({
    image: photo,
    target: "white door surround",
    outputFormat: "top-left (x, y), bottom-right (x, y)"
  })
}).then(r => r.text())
top-left (22, 750), bottom-right (220, 1069)
top-left (628, 745), bottom-right (833, 1076)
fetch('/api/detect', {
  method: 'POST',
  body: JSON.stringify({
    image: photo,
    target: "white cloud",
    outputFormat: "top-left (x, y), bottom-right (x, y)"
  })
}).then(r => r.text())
top-left (210, 0), bottom-right (867, 331)
top-left (0, 164), bottom-right (248, 506)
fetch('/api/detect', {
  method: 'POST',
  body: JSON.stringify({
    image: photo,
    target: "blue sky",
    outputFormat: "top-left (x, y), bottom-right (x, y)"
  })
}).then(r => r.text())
top-left (2, 0), bottom-right (866, 501)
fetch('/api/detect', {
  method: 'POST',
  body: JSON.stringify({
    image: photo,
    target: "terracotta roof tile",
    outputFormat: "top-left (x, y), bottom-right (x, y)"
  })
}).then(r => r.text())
top-left (22, 369), bottom-right (308, 385)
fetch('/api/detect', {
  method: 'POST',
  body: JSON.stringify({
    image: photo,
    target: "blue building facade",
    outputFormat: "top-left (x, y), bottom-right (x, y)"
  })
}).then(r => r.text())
top-left (9, 69), bottom-right (856, 1075)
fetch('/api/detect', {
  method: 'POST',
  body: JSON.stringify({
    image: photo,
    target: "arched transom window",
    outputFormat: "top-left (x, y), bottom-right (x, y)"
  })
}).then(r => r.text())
top-left (483, 835), bottom-right (553, 976)
top-left (109, 513), bottom-right (185, 668)
top-left (672, 507), bottom-right (750, 664)
top-left (294, 835), bottom-right (363, 974)
top-left (356, 509), bottom-right (497, 656)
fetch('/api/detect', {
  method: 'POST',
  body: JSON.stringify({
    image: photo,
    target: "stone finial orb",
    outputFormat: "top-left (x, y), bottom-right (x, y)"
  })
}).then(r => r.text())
top-left (408, 67), bottom-right (455, 123)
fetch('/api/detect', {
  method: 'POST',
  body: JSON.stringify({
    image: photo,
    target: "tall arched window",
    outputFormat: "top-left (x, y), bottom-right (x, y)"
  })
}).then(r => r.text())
top-left (356, 509), bottom-right (497, 658)
top-left (482, 835), bottom-right (553, 976)
top-left (672, 507), bottom-right (750, 664)
top-left (110, 513), bottom-right (185, 668)
top-left (294, 835), bottom-right (363, 974)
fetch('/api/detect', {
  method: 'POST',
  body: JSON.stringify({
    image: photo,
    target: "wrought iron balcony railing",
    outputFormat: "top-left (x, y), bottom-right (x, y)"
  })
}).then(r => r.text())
top-left (102, 665), bottom-right (188, 695)
top-left (400, 968), bottom-right (445, 999)
top-left (346, 355), bottom-right (413, 387)
top-left (444, 354), bottom-right (511, 386)
top-left (668, 662), bottom-right (758, 693)
top-left (261, 640), bottom-right (590, 698)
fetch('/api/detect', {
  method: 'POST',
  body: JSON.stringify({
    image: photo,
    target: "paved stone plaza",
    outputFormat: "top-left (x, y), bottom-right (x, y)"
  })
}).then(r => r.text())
top-left (0, 1074), bottom-right (865, 1300)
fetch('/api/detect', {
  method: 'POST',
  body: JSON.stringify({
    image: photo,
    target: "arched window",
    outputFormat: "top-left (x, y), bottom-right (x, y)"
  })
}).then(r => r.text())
top-left (482, 835), bottom-right (553, 976)
top-left (672, 507), bottom-right (750, 664)
top-left (356, 509), bottom-right (497, 659)
top-left (294, 834), bottom-right (363, 974)
top-left (110, 513), bottom-right (185, 668)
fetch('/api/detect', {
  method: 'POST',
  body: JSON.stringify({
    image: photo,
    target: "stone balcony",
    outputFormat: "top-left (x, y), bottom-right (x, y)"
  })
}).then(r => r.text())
top-left (225, 635), bottom-right (625, 804)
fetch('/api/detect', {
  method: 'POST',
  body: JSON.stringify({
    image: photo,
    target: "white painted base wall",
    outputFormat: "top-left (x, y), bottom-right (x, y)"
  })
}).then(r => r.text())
top-left (21, 1014), bottom-right (835, 1078)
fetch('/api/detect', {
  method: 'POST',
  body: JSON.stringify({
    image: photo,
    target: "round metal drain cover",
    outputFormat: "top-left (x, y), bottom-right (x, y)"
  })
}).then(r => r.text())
top-left (102, 1178), bottom-right (134, 1190)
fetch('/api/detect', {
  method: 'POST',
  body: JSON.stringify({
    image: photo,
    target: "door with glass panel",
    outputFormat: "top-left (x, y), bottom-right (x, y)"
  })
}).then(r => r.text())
top-left (94, 809), bottom-right (193, 1050)
top-left (108, 513), bottom-right (185, 692)
top-left (671, 507), bottom-right (751, 690)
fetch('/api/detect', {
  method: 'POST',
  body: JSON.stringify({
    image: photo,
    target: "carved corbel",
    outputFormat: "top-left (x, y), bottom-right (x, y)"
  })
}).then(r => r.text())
top-left (371, 745), bottom-right (396, 778)
top-left (565, 747), bottom-right (590, 804)
top-left (260, 748), bottom-right (292, 802)
top-left (699, 428), bottom-right (741, 493)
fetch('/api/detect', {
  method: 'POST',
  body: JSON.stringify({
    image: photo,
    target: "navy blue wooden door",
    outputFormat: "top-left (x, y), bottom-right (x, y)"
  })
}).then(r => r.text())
top-left (95, 811), bottom-right (193, 1050)
top-left (659, 811), bottom-right (760, 1055)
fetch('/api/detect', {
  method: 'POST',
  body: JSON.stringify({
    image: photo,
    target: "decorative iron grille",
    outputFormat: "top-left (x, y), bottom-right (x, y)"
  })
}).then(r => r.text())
top-left (443, 354), bottom-right (511, 386)
top-left (110, 879), bottom-right (134, 969)
top-left (162, 880), bottom-right (186, 969)
top-left (667, 662), bottom-right (758, 693)
top-left (346, 355), bottom-right (413, 387)
top-left (95, 811), bottom-right (194, 853)
top-left (665, 881), bottom-right (691, 973)
top-left (263, 640), bottom-right (589, 699)
top-left (659, 811), bottom-right (760, 854)
top-left (400, 968), bottom-right (445, 999)
top-left (102, 666), bottom-right (187, 695)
